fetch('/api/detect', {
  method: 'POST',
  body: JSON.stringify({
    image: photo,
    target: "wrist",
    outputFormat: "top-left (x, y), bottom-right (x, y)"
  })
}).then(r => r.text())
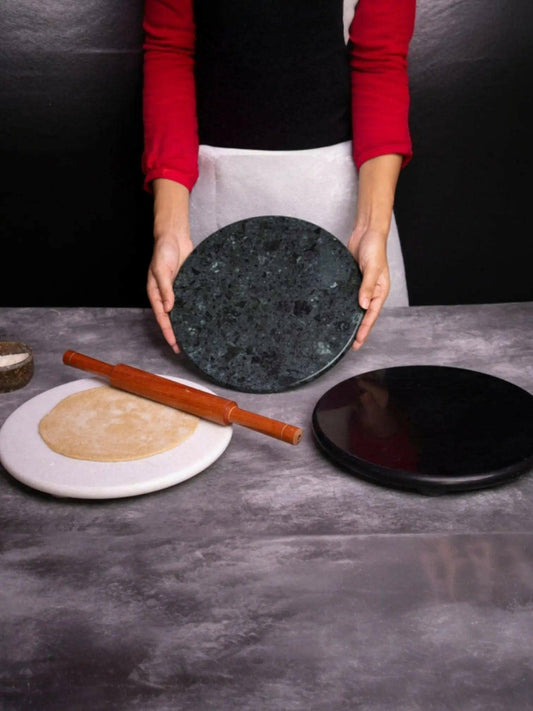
top-left (153, 229), bottom-right (192, 248)
top-left (153, 218), bottom-right (190, 240)
top-left (152, 178), bottom-right (190, 243)
top-left (354, 154), bottom-right (401, 237)
top-left (352, 214), bottom-right (391, 240)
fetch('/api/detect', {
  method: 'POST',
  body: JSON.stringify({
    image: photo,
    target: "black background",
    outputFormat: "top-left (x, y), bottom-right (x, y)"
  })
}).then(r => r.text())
top-left (1, 0), bottom-right (532, 308)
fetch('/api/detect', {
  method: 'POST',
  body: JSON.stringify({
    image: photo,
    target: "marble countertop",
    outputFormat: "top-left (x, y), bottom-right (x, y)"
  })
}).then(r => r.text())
top-left (1, 304), bottom-right (532, 711)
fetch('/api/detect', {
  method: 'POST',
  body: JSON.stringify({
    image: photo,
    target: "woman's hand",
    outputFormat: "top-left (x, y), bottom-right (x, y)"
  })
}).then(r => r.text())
top-left (349, 153), bottom-right (403, 350)
top-left (147, 235), bottom-right (193, 353)
top-left (147, 178), bottom-right (192, 352)
top-left (348, 226), bottom-right (390, 350)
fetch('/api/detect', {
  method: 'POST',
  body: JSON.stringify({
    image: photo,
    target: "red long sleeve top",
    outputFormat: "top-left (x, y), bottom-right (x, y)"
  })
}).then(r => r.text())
top-left (142, 0), bottom-right (415, 193)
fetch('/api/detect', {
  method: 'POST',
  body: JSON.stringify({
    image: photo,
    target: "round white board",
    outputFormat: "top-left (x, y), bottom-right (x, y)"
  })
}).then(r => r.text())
top-left (0, 377), bottom-right (233, 499)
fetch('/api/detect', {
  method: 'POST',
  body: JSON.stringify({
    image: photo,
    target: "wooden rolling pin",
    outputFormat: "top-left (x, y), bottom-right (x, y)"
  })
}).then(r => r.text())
top-left (63, 350), bottom-right (302, 445)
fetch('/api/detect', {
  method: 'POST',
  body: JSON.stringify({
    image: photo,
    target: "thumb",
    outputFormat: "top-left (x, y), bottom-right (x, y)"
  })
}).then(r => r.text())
top-left (358, 264), bottom-right (380, 310)
top-left (153, 268), bottom-right (176, 313)
top-left (161, 283), bottom-right (175, 313)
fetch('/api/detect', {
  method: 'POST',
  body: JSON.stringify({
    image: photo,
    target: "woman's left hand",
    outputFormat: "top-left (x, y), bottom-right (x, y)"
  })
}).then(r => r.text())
top-left (347, 153), bottom-right (403, 350)
top-left (347, 226), bottom-right (390, 350)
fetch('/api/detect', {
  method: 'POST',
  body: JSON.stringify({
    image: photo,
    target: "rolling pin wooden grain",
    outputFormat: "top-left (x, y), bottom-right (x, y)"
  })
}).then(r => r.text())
top-left (63, 351), bottom-right (303, 445)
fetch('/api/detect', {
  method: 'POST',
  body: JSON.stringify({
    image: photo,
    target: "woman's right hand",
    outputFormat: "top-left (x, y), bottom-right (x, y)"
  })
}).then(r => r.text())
top-left (147, 234), bottom-right (193, 353)
top-left (147, 178), bottom-right (192, 353)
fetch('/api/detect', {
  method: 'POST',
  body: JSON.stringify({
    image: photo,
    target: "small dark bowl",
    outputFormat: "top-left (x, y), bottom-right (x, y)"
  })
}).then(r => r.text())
top-left (0, 341), bottom-right (34, 393)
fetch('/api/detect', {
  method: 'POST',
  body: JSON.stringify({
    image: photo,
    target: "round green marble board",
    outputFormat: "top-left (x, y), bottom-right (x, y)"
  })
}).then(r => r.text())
top-left (171, 216), bottom-right (364, 393)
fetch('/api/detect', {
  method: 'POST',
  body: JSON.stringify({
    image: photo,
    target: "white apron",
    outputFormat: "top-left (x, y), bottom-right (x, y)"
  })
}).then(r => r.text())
top-left (189, 141), bottom-right (409, 307)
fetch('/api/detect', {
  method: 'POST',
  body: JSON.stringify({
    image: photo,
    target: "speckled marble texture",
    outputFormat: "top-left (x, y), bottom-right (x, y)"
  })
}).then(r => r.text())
top-left (1, 303), bottom-right (533, 711)
top-left (171, 216), bottom-right (364, 393)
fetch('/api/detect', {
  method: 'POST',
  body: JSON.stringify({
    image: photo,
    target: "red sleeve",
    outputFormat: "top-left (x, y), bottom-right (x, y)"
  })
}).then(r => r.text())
top-left (142, 0), bottom-right (199, 193)
top-left (348, 0), bottom-right (416, 171)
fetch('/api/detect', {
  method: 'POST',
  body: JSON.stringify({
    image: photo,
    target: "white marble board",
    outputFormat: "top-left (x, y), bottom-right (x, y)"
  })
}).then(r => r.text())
top-left (0, 377), bottom-right (233, 499)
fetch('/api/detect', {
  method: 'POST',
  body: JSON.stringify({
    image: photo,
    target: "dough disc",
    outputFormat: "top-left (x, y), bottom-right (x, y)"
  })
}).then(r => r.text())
top-left (39, 386), bottom-right (199, 461)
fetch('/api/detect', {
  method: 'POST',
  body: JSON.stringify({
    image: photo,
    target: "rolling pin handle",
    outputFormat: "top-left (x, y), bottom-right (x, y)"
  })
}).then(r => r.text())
top-left (63, 350), bottom-right (114, 378)
top-left (228, 406), bottom-right (303, 445)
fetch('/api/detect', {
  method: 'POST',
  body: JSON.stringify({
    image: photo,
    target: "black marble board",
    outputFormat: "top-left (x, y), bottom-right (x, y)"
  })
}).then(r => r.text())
top-left (312, 365), bottom-right (533, 494)
top-left (172, 216), bottom-right (364, 393)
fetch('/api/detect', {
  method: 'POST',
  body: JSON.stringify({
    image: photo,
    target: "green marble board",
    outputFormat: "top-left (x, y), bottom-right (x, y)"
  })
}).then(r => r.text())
top-left (171, 216), bottom-right (364, 393)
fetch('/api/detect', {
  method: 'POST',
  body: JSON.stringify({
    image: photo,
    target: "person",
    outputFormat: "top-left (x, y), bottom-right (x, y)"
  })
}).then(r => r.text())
top-left (142, 0), bottom-right (415, 354)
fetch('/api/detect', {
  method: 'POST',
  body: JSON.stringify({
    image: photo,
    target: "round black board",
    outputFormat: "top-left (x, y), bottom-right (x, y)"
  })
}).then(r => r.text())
top-left (172, 216), bottom-right (364, 393)
top-left (312, 366), bottom-right (533, 494)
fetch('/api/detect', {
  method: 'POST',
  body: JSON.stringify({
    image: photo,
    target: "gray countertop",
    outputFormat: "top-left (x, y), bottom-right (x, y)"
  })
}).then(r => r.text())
top-left (1, 304), bottom-right (532, 711)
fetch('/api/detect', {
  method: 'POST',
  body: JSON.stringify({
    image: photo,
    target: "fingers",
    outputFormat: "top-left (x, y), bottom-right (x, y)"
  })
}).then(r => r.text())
top-left (352, 269), bottom-right (390, 351)
top-left (147, 236), bottom-right (187, 354)
top-left (358, 262), bottom-right (382, 311)
top-left (147, 268), bottom-right (179, 353)
top-left (352, 293), bottom-right (383, 350)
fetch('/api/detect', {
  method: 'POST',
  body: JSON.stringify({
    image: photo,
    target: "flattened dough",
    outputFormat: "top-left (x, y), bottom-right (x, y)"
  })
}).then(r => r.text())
top-left (39, 386), bottom-right (199, 461)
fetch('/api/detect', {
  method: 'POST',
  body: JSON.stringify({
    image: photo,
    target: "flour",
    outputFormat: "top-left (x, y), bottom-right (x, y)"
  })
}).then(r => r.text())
top-left (0, 353), bottom-right (29, 368)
